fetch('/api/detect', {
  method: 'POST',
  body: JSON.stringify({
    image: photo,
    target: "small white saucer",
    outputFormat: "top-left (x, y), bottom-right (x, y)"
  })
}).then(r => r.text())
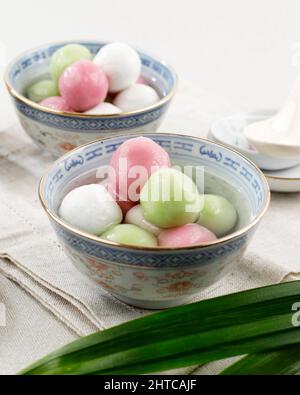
top-left (210, 110), bottom-right (300, 171)
top-left (209, 110), bottom-right (300, 193)
top-left (264, 165), bottom-right (300, 193)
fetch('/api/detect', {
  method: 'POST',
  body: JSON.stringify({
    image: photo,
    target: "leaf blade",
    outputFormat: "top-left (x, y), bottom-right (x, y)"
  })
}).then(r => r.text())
top-left (20, 280), bottom-right (300, 375)
top-left (221, 344), bottom-right (300, 375)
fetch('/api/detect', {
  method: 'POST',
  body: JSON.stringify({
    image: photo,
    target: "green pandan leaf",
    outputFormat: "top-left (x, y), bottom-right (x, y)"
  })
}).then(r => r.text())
top-left (221, 344), bottom-right (300, 375)
top-left (19, 280), bottom-right (300, 375)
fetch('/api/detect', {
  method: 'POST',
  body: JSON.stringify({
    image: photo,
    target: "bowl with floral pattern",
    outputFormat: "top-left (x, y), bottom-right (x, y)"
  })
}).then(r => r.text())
top-left (5, 41), bottom-right (177, 157)
top-left (39, 133), bottom-right (270, 309)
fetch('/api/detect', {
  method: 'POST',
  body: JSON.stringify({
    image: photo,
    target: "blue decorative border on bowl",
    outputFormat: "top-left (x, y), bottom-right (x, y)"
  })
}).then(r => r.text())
top-left (44, 135), bottom-right (266, 211)
top-left (14, 98), bottom-right (168, 131)
top-left (54, 221), bottom-right (249, 268)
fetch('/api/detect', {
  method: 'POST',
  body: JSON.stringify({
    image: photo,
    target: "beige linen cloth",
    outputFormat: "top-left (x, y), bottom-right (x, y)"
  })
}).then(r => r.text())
top-left (0, 82), bottom-right (300, 375)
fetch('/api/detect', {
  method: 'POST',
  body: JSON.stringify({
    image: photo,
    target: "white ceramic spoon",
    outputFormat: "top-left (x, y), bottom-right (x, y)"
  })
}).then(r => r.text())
top-left (244, 74), bottom-right (300, 157)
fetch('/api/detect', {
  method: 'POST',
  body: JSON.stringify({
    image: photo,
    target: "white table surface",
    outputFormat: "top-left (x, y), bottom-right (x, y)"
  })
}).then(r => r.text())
top-left (1, 0), bottom-right (300, 374)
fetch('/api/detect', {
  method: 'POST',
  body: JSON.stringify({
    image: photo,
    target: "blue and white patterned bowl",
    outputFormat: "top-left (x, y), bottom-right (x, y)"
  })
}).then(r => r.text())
top-left (39, 133), bottom-right (270, 309)
top-left (5, 41), bottom-right (177, 157)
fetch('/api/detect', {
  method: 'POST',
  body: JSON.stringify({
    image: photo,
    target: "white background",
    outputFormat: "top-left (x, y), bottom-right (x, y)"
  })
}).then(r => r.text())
top-left (1, 0), bottom-right (300, 129)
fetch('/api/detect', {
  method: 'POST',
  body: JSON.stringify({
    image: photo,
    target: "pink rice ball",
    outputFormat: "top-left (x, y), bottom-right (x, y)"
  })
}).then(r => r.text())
top-left (59, 60), bottom-right (108, 112)
top-left (40, 96), bottom-right (73, 112)
top-left (109, 137), bottom-right (171, 203)
top-left (158, 223), bottom-right (217, 248)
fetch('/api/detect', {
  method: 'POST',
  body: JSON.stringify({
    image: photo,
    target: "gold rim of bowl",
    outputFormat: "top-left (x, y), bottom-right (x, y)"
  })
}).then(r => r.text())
top-left (38, 132), bottom-right (271, 252)
top-left (4, 41), bottom-right (178, 118)
top-left (265, 174), bottom-right (300, 181)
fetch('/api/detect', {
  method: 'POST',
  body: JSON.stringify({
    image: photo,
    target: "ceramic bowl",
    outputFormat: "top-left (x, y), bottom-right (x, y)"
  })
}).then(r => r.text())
top-left (210, 110), bottom-right (300, 171)
top-left (39, 133), bottom-right (270, 309)
top-left (5, 41), bottom-right (177, 157)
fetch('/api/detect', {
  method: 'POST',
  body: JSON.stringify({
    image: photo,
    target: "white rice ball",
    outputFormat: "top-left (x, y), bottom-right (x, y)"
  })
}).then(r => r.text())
top-left (59, 184), bottom-right (122, 235)
top-left (125, 205), bottom-right (161, 236)
top-left (113, 84), bottom-right (159, 112)
top-left (84, 102), bottom-right (121, 115)
top-left (93, 42), bottom-right (141, 93)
